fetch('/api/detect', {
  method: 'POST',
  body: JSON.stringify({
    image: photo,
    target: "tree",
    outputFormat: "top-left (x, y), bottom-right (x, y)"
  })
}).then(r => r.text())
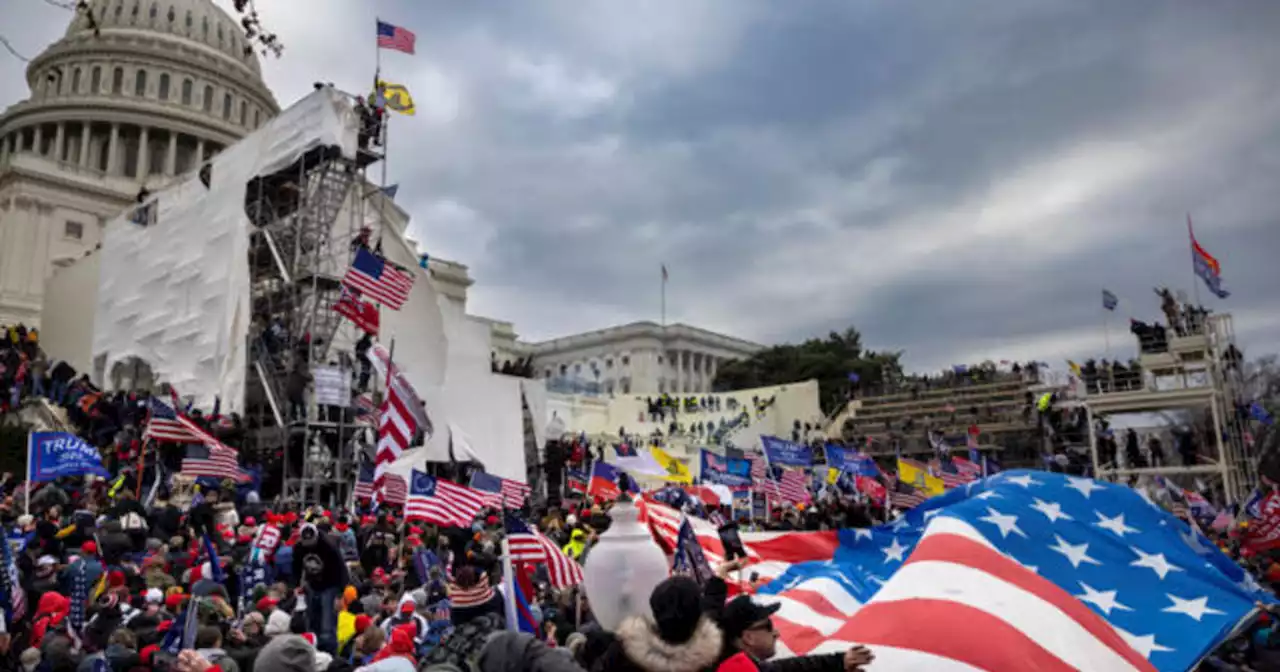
top-left (712, 327), bottom-right (902, 416)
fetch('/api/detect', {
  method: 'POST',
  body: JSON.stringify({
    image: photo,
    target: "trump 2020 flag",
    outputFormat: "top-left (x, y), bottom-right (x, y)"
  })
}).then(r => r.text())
top-left (28, 432), bottom-right (111, 481)
top-left (753, 470), bottom-right (1268, 671)
top-left (588, 461), bottom-right (622, 500)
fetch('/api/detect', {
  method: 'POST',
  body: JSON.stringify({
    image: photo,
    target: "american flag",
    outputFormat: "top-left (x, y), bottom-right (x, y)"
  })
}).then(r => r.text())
top-left (182, 443), bottom-right (250, 482)
top-left (353, 395), bottom-right (376, 426)
top-left (952, 455), bottom-right (983, 480)
top-left (746, 452), bottom-right (767, 481)
top-left (145, 398), bottom-right (249, 481)
top-left (695, 471), bottom-right (1266, 670)
top-left (469, 472), bottom-right (531, 510)
top-left (406, 470), bottom-right (486, 527)
top-left (886, 473), bottom-right (927, 509)
top-left (565, 469), bottom-right (587, 495)
top-left (932, 458), bottom-right (970, 490)
top-left (354, 463), bottom-right (406, 504)
top-left (772, 468), bottom-right (811, 504)
top-left (343, 248), bottom-right (415, 310)
top-left (375, 378), bottom-right (417, 505)
top-left (505, 516), bottom-right (583, 589)
top-left (376, 20), bottom-right (416, 55)
top-left (0, 525), bottom-right (26, 625)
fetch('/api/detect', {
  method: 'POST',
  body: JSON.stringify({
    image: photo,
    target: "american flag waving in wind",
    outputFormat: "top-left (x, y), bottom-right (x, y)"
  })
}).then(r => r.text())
top-left (343, 248), bottom-right (415, 310)
top-left (505, 515), bottom-right (583, 589)
top-left (643, 471), bottom-right (1271, 670)
top-left (145, 398), bottom-right (249, 482)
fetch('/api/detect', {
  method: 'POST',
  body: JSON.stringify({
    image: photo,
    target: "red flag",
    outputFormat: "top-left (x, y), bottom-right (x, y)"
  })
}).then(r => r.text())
top-left (333, 286), bottom-right (380, 335)
top-left (856, 475), bottom-right (886, 504)
top-left (1244, 490), bottom-right (1280, 552)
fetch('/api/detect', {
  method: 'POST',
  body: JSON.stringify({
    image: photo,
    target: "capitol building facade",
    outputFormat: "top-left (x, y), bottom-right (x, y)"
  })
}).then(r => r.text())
top-left (0, 0), bottom-right (277, 326)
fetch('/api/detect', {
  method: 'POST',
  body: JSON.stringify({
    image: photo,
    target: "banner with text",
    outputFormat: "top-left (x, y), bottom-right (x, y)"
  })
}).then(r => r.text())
top-left (27, 432), bottom-right (111, 482)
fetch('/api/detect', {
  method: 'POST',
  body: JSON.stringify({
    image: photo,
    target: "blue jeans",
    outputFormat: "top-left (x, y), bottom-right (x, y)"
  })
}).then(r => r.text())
top-left (306, 585), bottom-right (339, 654)
top-left (51, 379), bottom-right (67, 404)
top-left (32, 375), bottom-right (45, 398)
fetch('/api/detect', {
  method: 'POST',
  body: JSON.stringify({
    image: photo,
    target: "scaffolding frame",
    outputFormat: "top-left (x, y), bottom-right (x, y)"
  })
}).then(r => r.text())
top-left (243, 130), bottom-right (384, 505)
top-left (1085, 313), bottom-right (1255, 503)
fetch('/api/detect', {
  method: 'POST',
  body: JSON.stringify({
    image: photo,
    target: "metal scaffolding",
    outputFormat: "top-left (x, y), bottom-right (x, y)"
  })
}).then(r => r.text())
top-left (242, 131), bottom-right (383, 505)
top-left (1085, 312), bottom-right (1255, 503)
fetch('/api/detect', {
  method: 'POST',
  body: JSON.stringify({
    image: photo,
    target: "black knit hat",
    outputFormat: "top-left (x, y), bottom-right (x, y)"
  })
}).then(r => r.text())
top-left (649, 576), bottom-right (703, 643)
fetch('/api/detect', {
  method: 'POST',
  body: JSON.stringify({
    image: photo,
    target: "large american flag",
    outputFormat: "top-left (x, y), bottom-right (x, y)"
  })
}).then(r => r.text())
top-left (647, 471), bottom-right (1269, 670)
top-left (505, 516), bottom-right (583, 589)
top-left (375, 378), bottom-right (417, 505)
top-left (406, 470), bottom-right (486, 527)
top-left (469, 471), bottom-right (531, 510)
top-left (375, 20), bottom-right (416, 55)
top-left (354, 463), bottom-right (406, 505)
top-left (343, 248), bottom-right (415, 310)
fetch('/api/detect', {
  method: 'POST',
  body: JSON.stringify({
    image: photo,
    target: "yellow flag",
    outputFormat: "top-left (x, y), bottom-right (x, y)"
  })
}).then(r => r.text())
top-left (374, 80), bottom-right (416, 116)
top-left (897, 459), bottom-right (945, 497)
top-left (651, 446), bottom-right (693, 484)
top-left (826, 468), bottom-right (841, 485)
top-left (1067, 360), bottom-right (1082, 377)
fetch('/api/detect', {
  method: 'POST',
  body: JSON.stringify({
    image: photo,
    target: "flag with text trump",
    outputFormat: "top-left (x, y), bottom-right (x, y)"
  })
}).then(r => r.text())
top-left (644, 472), bottom-right (1271, 670)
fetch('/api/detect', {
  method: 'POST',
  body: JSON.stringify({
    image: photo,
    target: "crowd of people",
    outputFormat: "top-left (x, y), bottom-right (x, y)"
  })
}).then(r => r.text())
top-left (4, 317), bottom-right (1280, 671)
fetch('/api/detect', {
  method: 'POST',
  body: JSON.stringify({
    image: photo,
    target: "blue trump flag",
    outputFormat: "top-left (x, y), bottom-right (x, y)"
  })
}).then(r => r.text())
top-left (757, 470), bottom-right (1271, 671)
top-left (27, 431), bottom-right (110, 482)
top-left (700, 449), bottom-right (752, 487)
top-left (824, 445), bottom-right (880, 478)
top-left (760, 436), bottom-right (813, 467)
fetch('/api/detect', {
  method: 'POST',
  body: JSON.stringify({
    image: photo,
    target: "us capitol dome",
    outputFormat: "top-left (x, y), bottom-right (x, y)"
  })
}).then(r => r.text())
top-left (0, 0), bottom-right (279, 325)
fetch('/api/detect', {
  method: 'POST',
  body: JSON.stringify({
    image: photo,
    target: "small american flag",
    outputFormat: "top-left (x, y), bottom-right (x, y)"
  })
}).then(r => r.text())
top-left (353, 395), bottom-right (376, 426)
top-left (355, 464), bottom-right (406, 504)
top-left (343, 248), bottom-right (415, 310)
top-left (505, 516), bottom-right (583, 589)
top-left (469, 472), bottom-right (531, 510)
top-left (406, 470), bottom-right (485, 527)
top-left (183, 443), bottom-right (250, 482)
top-left (376, 20), bottom-right (416, 55)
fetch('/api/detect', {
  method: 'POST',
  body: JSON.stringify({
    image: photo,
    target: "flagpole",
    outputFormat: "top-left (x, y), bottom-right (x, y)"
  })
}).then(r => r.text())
top-left (25, 433), bottom-right (32, 514)
top-left (660, 265), bottom-right (667, 327)
top-left (500, 538), bottom-right (519, 632)
top-left (1103, 309), bottom-right (1111, 360)
top-left (1187, 214), bottom-right (1202, 309)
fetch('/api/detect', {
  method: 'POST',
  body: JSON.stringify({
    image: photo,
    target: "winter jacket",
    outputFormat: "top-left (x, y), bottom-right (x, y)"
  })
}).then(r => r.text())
top-left (479, 632), bottom-right (586, 672)
top-left (589, 614), bottom-right (723, 672)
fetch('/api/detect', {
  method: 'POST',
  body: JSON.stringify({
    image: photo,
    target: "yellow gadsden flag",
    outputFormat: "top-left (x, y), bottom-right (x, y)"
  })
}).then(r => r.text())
top-left (374, 80), bottom-right (416, 116)
top-left (897, 458), bottom-right (945, 497)
top-left (651, 446), bottom-right (693, 484)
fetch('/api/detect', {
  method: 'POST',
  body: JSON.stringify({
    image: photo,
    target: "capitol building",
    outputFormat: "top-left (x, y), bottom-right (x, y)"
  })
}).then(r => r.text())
top-left (0, 0), bottom-right (761, 396)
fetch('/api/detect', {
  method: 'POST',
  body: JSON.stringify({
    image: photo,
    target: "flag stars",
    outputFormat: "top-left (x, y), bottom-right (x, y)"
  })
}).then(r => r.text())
top-left (1117, 629), bottom-right (1175, 659)
top-left (978, 507), bottom-right (1027, 539)
top-left (1004, 473), bottom-right (1042, 488)
top-left (1076, 582), bottom-right (1133, 616)
top-left (1180, 528), bottom-right (1211, 556)
top-left (1130, 547), bottom-right (1183, 580)
top-left (1162, 594), bottom-right (1226, 621)
top-left (852, 528), bottom-right (873, 542)
top-left (881, 538), bottom-right (908, 564)
top-left (1065, 476), bottom-right (1104, 499)
top-left (1030, 498), bottom-right (1073, 523)
top-left (1049, 535), bottom-right (1102, 569)
top-left (1093, 511), bottom-right (1139, 538)
top-left (974, 490), bottom-right (1001, 501)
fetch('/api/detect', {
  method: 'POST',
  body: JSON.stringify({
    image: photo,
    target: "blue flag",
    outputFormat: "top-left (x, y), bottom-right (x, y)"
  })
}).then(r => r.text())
top-left (27, 432), bottom-right (111, 482)
top-left (672, 518), bottom-right (714, 584)
top-left (759, 470), bottom-right (1271, 671)
top-left (760, 436), bottom-right (813, 467)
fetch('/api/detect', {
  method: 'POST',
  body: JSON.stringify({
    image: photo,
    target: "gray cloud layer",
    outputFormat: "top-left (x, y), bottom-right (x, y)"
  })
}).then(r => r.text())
top-left (3, 0), bottom-right (1278, 372)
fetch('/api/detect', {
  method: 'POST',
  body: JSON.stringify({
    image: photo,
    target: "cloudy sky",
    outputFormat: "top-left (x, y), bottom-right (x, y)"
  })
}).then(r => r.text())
top-left (3, 0), bottom-right (1279, 372)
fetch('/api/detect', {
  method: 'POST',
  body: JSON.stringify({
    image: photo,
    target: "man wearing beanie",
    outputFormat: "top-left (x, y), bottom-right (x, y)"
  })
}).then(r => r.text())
top-left (176, 634), bottom-right (314, 672)
top-left (291, 522), bottom-right (347, 653)
top-left (590, 576), bottom-right (723, 672)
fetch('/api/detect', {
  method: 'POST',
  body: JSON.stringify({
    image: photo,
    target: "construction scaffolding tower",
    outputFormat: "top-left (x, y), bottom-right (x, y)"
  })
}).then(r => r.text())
top-left (243, 124), bottom-right (384, 505)
top-left (1085, 312), bottom-right (1255, 503)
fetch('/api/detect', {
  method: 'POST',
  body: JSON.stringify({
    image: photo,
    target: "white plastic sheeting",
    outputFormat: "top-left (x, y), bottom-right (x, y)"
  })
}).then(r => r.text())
top-left (92, 88), bottom-right (358, 413)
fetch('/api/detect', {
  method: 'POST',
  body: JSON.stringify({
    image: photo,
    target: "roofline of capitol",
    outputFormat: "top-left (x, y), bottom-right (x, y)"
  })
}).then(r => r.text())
top-left (517, 321), bottom-right (765, 356)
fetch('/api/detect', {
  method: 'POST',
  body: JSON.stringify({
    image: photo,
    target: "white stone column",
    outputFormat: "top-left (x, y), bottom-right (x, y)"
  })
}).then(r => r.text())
top-left (195, 138), bottom-right (205, 165)
top-left (165, 130), bottom-right (178, 175)
top-left (138, 126), bottom-right (150, 177)
top-left (107, 123), bottom-right (120, 174)
top-left (1, 134), bottom-right (10, 162)
top-left (32, 126), bottom-right (43, 157)
top-left (78, 123), bottom-right (90, 167)
top-left (53, 123), bottom-right (65, 162)
top-left (672, 350), bottom-right (681, 395)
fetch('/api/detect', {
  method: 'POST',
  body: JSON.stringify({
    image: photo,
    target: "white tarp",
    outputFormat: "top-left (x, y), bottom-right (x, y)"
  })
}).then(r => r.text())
top-left (520, 378), bottom-right (549, 449)
top-left (92, 88), bottom-right (358, 412)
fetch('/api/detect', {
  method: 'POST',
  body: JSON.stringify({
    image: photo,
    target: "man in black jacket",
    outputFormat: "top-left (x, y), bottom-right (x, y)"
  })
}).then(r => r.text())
top-left (292, 522), bottom-right (348, 654)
